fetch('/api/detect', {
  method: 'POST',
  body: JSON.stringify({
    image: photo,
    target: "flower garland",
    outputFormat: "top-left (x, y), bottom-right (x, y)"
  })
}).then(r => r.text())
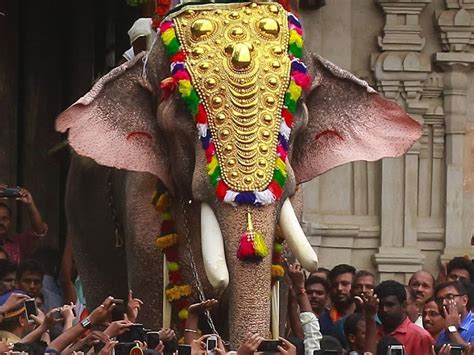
top-left (271, 226), bottom-right (285, 285)
top-left (152, 189), bottom-right (192, 328)
top-left (159, 9), bottom-right (311, 207)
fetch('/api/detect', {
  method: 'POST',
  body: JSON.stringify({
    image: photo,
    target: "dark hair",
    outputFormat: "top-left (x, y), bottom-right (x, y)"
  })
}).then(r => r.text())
top-left (0, 259), bottom-right (17, 280)
top-left (343, 313), bottom-right (364, 338)
top-left (447, 257), bottom-right (474, 282)
top-left (462, 281), bottom-right (474, 310)
top-left (354, 270), bottom-right (375, 284)
top-left (17, 259), bottom-right (44, 280)
top-left (319, 336), bottom-right (343, 354)
top-left (374, 280), bottom-right (406, 304)
top-left (376, 336), bottom-right (403, 355)
top-left (404, 285), bottom-right (417, 303)
top-left (305, 275), bottom-right (330, 293)
top-left (329, 264), bottom-right (356, 284)
top-left (286, 336), bottom-right (304, 355)
top-left (0, 203), bottom-right (11, 218)
top-left (315, 267), bottom-right (330, 278)
top-left (435, 281), bottom-right (467, 298)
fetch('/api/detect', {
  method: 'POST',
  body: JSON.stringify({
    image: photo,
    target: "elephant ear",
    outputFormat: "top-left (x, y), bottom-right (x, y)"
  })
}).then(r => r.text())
top-left (292, 54), bottom-right (422, 184)
top-left (56, 53), bottom-right (171, 187)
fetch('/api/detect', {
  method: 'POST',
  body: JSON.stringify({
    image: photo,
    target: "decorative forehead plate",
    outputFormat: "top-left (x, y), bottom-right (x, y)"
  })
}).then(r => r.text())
top-left (160, 3), bottom-right (310, 206)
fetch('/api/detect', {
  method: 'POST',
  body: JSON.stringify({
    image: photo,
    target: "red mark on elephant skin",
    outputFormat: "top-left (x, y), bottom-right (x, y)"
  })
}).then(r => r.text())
top-left (315, 129), bottom-right (344, 141)
top-left (127, 131), bottom-right (153, 141)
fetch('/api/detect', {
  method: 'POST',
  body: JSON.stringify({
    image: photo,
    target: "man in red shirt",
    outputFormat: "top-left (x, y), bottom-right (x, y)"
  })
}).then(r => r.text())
top-left (0, 186), bottom-right (47, 264)
top-left (375, 280), bottom-right (433, 355)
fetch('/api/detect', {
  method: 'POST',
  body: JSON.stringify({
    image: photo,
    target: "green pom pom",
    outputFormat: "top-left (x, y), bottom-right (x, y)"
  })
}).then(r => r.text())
top-left (165, 38), bottom-right (180, 56)
top-left (272, 168), bottom-right (286, 187)
top-left (210, 166), bottom-right (221, 187)
top-left (183, 90), bottom-right (200, 116)
top-left (273, 242), bottom-right (284, 253)
top-left (284, 93), bottom-right (297, 113)
top-left (289, 43), bottom-right (302, 59)
top-left (167, 261), bottom-right (179, 272)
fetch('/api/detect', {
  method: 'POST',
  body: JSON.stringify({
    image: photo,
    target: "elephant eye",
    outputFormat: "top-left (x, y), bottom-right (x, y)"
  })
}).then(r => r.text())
top-left (257, 18), bottom-right (280, 38)
top-left (191, 19), bottom-right (215, 40)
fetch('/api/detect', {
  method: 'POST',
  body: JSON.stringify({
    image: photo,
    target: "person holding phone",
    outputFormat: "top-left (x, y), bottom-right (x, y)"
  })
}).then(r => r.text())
top-left (0, 185), bottom-right (47, 264)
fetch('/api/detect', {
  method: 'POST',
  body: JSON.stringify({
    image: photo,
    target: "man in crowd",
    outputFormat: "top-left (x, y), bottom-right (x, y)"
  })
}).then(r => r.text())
top-left (0, 186), bottom-right (47, 264)
top-left (408, 269), bottom-right (435, 303)
top-left (328, 264), bottom-right (356, 322)
top-left (375, 280), bottom-right (433, 354)
top-left (435, 281), bottom-right (474, 345)
top-left (446, 257), bottom-right (474, 283)
top-left (0, 259), bottom-right (17, 295)
top-left (422, 297), bottom-right (446, 341)
top-left (17, 259), bottom-right (44, 298)
top-left (405, 286), bottom-right (423, 327)
top-left (352, 270), bottom-right (375, 298)
top-left (305, 275), bottom-right (332, 334)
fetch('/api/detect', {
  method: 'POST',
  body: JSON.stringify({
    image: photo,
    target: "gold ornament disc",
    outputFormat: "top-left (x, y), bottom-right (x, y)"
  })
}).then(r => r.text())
top-left (171, 3), bottom-right (290, 192)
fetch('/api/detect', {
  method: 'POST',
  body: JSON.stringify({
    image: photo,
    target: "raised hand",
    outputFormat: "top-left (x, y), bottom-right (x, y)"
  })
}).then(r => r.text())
top-left (277, 337), bottom-right (296, 355)
top-left (126, 289), bottom-right (143, 323)
top-left (288, 264), bottom-right (305, 289)
top-left (188, 299), bottom-right (218, 315)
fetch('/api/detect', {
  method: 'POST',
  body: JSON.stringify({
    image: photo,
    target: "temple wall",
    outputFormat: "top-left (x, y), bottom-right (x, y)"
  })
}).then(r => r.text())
top-left (299, 0), bottom-right (474, 282)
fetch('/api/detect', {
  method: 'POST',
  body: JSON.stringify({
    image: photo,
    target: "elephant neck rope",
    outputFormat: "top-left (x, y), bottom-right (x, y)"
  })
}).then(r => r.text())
top-left (159, 3), bottom-right (311, 207)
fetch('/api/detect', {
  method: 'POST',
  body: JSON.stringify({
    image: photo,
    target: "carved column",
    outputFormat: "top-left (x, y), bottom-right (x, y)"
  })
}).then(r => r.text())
top-left (434, 0), bottom-right (474, 260)
top-left (372, 0), bottom-right (431, 281)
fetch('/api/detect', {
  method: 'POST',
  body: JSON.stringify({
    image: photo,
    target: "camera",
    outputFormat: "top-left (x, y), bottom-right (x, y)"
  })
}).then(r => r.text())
top-left (115, 342), bottom-right (143, 355)
top-left (256, 339), bottom-right (282, 352)
top-left (117, 323), bottom-right (146, 343)
top-left (206, 335), bottom-right (218, 354)
top-left (388, 345), bottom-right (405, 355)
top-left (146, 331), bottom-right (160, 349)
top-left (24, 298), bottom-right (37, 323)
top-left (0, 187), bottom-right (21, 199)
top-left (111, 298), bottom-right (125, 321)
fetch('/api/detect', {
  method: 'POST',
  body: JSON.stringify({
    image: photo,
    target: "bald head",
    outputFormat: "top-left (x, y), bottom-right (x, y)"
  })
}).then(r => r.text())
top-left (408, 270), bottom-right (435, 303)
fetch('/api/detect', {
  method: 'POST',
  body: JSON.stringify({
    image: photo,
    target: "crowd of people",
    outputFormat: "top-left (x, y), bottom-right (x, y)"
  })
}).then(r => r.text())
top-left (2, 186), bottom-right (474, 354)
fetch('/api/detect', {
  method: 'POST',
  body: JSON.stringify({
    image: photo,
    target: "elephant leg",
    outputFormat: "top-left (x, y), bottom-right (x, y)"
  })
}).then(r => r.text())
top-left (123, 171), bottom-right (164, 330)
top-left (66, 155), bottom-right (128, 310)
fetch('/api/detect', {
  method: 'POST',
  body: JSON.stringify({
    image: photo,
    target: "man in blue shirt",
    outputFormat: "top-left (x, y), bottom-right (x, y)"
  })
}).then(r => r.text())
top-left (435, 281), bottom-right (474, 345)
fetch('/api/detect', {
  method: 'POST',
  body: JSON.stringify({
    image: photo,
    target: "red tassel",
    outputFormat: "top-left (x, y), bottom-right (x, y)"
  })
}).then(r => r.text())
top-left (237, 232), bottom-right (255, 260)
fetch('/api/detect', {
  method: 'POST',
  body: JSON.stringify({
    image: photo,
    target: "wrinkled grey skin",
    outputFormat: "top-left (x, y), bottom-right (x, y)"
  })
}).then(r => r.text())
top-left (60, 24), bottom-right (420, 347)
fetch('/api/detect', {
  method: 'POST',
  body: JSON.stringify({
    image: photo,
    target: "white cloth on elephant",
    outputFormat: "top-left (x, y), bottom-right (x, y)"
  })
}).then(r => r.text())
top-left (299, 311), bottom-right (322, 354)
top-left (123, 47), bottom-right (135, 61)
top-left (128, 18), bottom-right (156, 51)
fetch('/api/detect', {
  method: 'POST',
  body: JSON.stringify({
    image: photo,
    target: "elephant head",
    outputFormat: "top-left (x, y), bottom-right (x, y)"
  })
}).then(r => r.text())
top-left (56, 2), bottom-right (421, 348)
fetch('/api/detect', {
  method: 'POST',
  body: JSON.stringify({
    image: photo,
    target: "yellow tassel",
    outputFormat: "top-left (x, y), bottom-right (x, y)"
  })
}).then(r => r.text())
top-left (288, 81), bottom-right (302, 101)
top-left (161, 29), bottom-right (175, 46)
top-left (207, 156), bottom-right (219, 176)
top-left (275, 158), bottom-right (287, 177)
top-left (178, 80), bottom-right (193, 97)
top-left (254, 232), bottom-right (269, 257)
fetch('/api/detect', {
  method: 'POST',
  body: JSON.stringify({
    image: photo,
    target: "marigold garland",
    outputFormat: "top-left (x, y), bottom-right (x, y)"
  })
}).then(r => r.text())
top-left (271, 226), bottom-right (286, 284)
top-left (158, 8), bottom-right (311, 207)
top-left (153, 189), bottom-right (192, 329)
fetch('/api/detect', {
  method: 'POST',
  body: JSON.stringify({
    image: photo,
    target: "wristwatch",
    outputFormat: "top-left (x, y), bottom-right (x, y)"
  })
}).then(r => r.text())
top-left (448, 325), bottom-right (458, 333)
top-left (80, 318), bottom-right (92, 329)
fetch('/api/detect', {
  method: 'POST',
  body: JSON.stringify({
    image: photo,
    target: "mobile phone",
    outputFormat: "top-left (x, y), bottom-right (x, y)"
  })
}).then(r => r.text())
top-left (323, 351), bottom-right (339, 355)
top-left (146, 331), bottom-right (160, 349)
top-left (117, 323), bottom-right (146, 343)
top-left (177, 344), bottom-right (191, 355)
top-left (256, 339), bottom-right (282, 352)
top-left (24, 298), bottom-right (37, 323)
top-left (388, 345), bottom-right (405, 355)
top-left (0, 187), bottom-right (21, 199)
top-left (111, 298), bottom-right (125, 321)
top-left (206, 334), bottom-right (217, 353)
top-left (450, 345), bottom-right (464, 355)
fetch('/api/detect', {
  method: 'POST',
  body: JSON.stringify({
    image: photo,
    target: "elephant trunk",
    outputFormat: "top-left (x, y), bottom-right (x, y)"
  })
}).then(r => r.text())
top-left (214, 203), bottom-right (277, 349)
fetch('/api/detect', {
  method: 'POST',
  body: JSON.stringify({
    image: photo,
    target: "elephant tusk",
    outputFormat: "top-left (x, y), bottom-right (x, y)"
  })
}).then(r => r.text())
top-left (280, 199), bottom-right (318, 272)
top-left (200, 203), bottom-right (230, 290)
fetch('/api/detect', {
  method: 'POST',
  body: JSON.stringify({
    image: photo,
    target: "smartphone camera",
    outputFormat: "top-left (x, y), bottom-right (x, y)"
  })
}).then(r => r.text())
top-left (115, 342), bottom-right (143, 355)
top-left (206, 335), bottom-right (217, 353)
top-left (388, 345), bottom-right (405, 355)
top-left (256, 339), bottom-right (282, 353)
top-left (24, 298), bottom-right (37, 323)
top-left (177, 344), bottom-right (191, 355)
top-left (146, 331), bottom-right (160, 349)
top-left (450, 345), bottom-right (464, 355)
top-left (117, 323), bottom-right (146, 343)
top-left (0, 187), bottom-right (21, 199)
top-left (111, 298), bottom-right (125, 321)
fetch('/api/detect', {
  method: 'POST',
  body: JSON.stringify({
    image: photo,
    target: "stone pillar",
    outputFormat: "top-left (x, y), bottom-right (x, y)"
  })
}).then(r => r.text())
top-left (372, 0), bottom-right (431, 282)
top-left (434, 0), bottom-right (474, 260)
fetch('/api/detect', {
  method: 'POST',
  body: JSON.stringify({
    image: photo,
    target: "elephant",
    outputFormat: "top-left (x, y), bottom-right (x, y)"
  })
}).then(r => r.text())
top-left (56, 2), bottom-right (422, 348)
